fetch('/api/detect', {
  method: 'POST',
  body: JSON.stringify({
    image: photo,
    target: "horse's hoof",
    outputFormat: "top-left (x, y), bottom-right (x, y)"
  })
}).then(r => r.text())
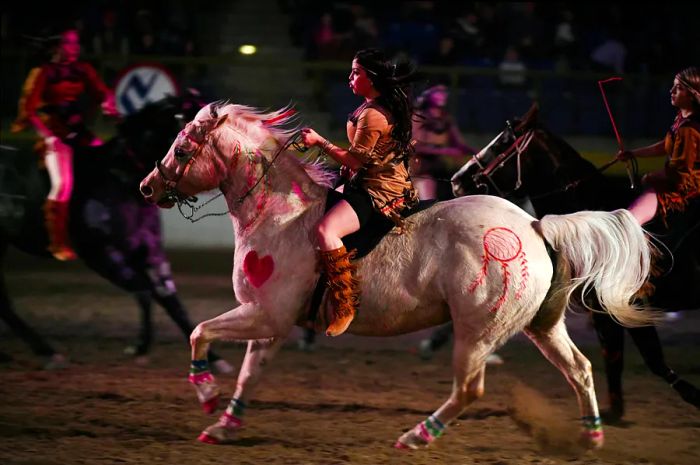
top-left (124, 344), bottom-right (149, 357)
top-left (212, 359), bottom-right (235, 374)
top-left (580, 430), bottom-right (605, 450)
top-left (393, 440), bottom-right (412, 450)
top-left (418, 339), bottom-right (433, 361)
top-left (43, 354), bottom-right (69, 370)
top-left (201, 395), bottom-right (221, 415)
top-left (396, 423), bottom-right (435, 450)
top-left (297, 339), bottom-right (316, 352)
top-left (197, 412), bottom-right (242, 444)
top-left (189, 371), bottom-right (220, 415)
top-left (197, 432), bottom-right (221, 444)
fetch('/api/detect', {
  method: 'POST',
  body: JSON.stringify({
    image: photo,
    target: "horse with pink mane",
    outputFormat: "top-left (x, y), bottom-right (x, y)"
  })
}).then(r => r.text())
top-left (139, 102), bottom-right (656, 450)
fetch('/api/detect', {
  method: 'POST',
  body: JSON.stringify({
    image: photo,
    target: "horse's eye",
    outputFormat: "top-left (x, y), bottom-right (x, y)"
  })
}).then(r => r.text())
top-left (174, 147), bottom-right (188, 160)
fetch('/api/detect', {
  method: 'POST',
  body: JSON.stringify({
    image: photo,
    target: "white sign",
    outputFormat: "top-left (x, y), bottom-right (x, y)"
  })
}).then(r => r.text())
top-left (115, 64), bottom-right (179, 116)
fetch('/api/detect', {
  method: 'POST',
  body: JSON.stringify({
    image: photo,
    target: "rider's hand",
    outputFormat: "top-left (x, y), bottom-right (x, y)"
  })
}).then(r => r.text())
top-left (101, 96), bottom-right (119, 117)
top-left (616, 149), bottom-right (634, 161)
top-left (339, 164), bottom-right (355, 179)
top-left (300, 127), bottom-right (322, 148)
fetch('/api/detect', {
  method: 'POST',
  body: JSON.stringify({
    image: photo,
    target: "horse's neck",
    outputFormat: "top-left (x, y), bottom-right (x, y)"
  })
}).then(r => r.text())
top-left (222, 151), bottom-right (326, 243)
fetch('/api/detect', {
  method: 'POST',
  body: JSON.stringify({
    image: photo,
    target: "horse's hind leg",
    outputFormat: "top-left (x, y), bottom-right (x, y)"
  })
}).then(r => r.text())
top-left (396, 337), bottom-right (487, 449)
top-left (0, 267), bottom-right (66, 369)
top-left (525, 320), bottom-right (603, 449)
top-left (197, 337), bottom-right (285, 444)
top-left (123, 291), bottom-right (153, 361)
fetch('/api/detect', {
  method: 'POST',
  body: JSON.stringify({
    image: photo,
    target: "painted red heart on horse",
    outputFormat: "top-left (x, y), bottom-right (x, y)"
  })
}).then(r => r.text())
top-left (243, 251), bottom-right (274, 288)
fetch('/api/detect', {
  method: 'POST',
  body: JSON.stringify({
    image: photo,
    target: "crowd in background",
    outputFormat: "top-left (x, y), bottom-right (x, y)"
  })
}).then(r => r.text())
top-left (285, 1), bottom-right (696, 76)
top-left (3, 1), bottom-right (695, 76)
top-left (2, 0), bottom-right (197, 59)
top-left (2, 1), bottom-right (696, 138)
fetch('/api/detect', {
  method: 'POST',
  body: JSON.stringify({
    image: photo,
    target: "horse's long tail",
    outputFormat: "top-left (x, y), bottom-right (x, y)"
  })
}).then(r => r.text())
top-left (536, 208), bottom-right (659, 327)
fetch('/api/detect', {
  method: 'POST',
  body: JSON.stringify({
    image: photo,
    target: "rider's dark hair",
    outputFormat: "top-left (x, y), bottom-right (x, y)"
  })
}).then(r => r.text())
top-left (676, 67), bottom-right (700, 112)
top-left (354, 48), bottom-right (418, 161)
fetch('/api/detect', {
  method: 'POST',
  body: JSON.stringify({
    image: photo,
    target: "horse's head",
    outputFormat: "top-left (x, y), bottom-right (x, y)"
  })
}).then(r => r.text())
top-left (140, 102), bottom-right (230, 207)
top-left (139, 101), bottom-right (299, 208)
top-left (451, 103), bottom-right (540, 197)
top-left (116, 90), bottom-right (206, 175)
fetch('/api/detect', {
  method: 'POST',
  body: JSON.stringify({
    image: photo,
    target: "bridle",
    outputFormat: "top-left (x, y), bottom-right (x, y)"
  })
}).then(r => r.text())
top-left (153, 112), bottom-right (307, 222)
top-left (468, 121), bottom-right (637, 203)
top-left (154, 105), bottom-right (222, 206)
top-left (472, 123), bottom-right (535, 197)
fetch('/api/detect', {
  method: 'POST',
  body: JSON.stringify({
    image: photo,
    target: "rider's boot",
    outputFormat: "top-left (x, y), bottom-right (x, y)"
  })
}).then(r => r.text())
top-left (43, 199), bottom-right (77, 261)
top-left (320, 246), bottom-right (359, 337)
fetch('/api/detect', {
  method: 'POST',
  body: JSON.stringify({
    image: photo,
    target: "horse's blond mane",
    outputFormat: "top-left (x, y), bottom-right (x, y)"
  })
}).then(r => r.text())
top-left (197, 102), bottom-right (336, 189)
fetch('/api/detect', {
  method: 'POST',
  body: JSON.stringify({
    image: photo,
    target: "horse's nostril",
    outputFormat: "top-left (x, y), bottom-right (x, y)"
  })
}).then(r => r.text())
top-left (140, 184), bottom-right (153, 197)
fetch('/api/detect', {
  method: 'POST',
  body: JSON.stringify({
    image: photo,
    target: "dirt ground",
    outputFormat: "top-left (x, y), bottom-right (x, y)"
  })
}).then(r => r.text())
top-left (1, 249), bottom-right (699, 465)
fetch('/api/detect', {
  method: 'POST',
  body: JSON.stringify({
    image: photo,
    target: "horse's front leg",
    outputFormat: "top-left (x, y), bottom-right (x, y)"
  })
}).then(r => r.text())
top-left (198, 337), bottom-right (286, 444)
top-left (188, 302), bottom-right (286, 414)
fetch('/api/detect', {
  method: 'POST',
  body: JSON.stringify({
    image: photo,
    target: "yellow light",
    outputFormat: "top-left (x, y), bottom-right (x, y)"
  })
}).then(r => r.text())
top-left (239, 45), bottom-right (257, 55)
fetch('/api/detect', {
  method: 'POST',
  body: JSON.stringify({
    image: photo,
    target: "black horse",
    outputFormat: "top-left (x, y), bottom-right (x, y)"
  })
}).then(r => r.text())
top-left (450, 102), bottom-right (700, 420)
top-left (0, 95), bottom-right (231, 371)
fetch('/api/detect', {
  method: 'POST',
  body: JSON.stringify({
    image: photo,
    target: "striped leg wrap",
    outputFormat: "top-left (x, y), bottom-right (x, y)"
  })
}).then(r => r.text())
top-left (226, 398), bottom-right (247, 418)
top-left (188, 359), bottom-right (213, 384)
top-left (420, 415), bottom-right (446, 442)
top-left (581, 415), bottom-right (603, 439)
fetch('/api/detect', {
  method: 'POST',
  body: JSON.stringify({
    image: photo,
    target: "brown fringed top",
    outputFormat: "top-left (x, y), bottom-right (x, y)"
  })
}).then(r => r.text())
top-left (650, 114), bottom-right (700, 219)
top-left (346, 102), bottom-right (418, 226)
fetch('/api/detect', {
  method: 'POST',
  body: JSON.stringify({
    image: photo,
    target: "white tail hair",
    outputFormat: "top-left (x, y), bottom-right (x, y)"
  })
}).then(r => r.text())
top-left (537, 208), bottom-right (659, 327)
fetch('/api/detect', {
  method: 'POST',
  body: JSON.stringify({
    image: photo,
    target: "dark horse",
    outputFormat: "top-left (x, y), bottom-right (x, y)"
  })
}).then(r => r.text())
top-left (451, 102), bottom-right (700, 420)
top-left (0, 95), bottom-right (231, 371)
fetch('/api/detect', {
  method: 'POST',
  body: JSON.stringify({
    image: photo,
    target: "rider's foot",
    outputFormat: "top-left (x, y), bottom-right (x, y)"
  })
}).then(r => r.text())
top-left (326, 307), bottom-right (355, 337)
top-left (320, 246), bottom-right (359, 337)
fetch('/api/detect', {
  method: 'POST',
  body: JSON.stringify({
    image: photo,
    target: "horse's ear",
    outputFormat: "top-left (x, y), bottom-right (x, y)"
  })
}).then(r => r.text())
top-left (215, 114), bottom-right (228, 128)
top-left (516, 102), bottom-right (540, 132)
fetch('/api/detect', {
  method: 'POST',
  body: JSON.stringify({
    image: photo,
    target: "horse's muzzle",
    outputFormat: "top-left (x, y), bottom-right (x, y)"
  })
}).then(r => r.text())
top-left (140, 170), bottom-right (161, 204)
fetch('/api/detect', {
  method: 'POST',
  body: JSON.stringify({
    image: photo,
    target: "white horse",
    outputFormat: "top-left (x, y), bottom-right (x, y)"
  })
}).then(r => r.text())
top-left (139, 103), bottom-right (655, 450)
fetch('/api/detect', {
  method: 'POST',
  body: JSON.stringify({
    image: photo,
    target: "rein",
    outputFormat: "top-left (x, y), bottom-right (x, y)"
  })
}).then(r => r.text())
top-left (469, 127), bottom-right (639, 202)
top-left (474, 129), bottom-right (535, 197)
top-left (169, 130), bottom-right (307, 223)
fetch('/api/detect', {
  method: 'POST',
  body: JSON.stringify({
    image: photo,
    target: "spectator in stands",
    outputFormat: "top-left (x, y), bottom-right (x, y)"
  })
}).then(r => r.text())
top-left (91, 7), bottom-right (129, 56)
top-left (498, 45), bottom-right (528, 87)
top-left (590, 29), bottom-right (627, 74)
